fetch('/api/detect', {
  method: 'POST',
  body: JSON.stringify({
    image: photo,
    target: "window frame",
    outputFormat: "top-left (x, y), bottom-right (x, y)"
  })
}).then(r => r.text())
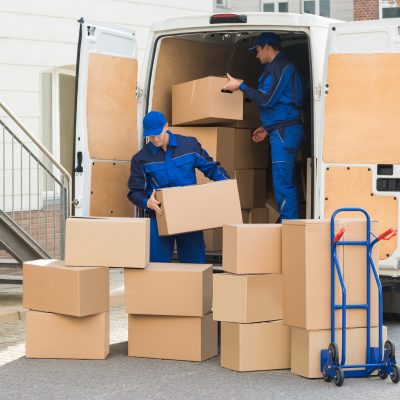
top-left (380, 0), bottom-right (400, 19)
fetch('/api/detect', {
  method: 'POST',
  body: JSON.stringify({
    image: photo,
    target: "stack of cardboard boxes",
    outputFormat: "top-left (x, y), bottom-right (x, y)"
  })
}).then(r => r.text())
top-left (170, 76), bottom-right (274, 252)
top-left (124, 263), bottom-right (217, 361)
top-left (282, 219), bottom-right (386, 378)
top-left (213, 223), bottom-right (291, 371)
top-left (23, 216), bottom-right (150, 359)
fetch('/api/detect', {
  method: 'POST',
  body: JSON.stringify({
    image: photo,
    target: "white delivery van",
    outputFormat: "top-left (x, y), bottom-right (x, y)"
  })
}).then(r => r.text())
top-left (73, 13), bottom-right (400, 280)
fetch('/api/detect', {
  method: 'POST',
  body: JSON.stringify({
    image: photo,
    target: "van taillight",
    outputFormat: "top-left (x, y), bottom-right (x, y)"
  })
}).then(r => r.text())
top-left (209, 14), bottom-right (247, 24)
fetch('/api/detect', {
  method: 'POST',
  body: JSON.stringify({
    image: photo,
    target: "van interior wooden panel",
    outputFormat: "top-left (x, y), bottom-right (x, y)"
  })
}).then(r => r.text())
top-left (152, 37), bottom-right (262, 121)
top-left (87, 53), bottom-right (138, 161)
top-left (324, 166), bottom-right (398, 259)
top-left (323, 53), bottom-right (400, 163)
top-left (90, 161), bottom-right (134, 217)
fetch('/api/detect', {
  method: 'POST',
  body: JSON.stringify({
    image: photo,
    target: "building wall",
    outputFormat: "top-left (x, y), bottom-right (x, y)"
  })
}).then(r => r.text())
top-left (354, 0), bottom-right (379, 20)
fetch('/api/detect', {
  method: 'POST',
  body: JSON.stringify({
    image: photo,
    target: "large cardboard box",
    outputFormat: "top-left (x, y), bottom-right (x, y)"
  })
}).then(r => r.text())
top-left (221, 320), bottom-right (291, 371)
top-left (155, 180), bottom-right (242, 236)
top-left (291, 325), bottom-right (387, 378)
top-left (65, 217), bottom-right (149, 268)
top-left (282, 219), bottom-right (379, 330)
top-left (213, 273), bottom-right (282, 323)
top-left (128, 313), bottom-right (217, 361)
top-left (171, 126), bottom-right (269, 170)
top-left (172, 76), bottom-right (243, 126)
top-left (204, 228), bottom-right (222, 251)
top-left (23, 259), bottom-right (108, 316)
top-left (249, 208), bottom-right (269, 223)
top-left (226, 101), bottom-right (261, 129)
top-left (125, 263), bottom-right (212, 316)
top-left (241, 209), bottom-right (250, 223)
top-left (223, 224), bottom-right (282, 274)
top-left (25, 310), bottom-right (109, 359)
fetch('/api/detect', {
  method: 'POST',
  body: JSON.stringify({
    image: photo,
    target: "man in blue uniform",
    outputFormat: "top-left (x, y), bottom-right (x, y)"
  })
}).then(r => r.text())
top-left (222, 32), bottom-right (304, 220)
top-left (127, 111), bottom-right (229, 263)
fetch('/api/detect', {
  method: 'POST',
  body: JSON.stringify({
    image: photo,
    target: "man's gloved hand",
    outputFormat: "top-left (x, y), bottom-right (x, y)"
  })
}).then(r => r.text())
top-left (222, 73), bottom-right (241, 92)
top-left (252, 126), bottom-right (268, 142)
top-left (147, 189), bottom-right (162, 216)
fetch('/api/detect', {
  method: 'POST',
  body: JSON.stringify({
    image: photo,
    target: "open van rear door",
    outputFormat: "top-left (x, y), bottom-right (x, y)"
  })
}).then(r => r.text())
top-left (73, 19), bottom-right (138, 218)
top-left (320, 19), bottom-right (400, 267)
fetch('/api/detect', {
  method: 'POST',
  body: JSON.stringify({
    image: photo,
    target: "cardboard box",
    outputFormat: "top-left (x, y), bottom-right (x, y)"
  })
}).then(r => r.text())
top-left (128, 313), bottom-right (217, 361)
top-left (291, 325), bottom-right (387, 378)
top-left (221, 320), bottom-right (290, 371)
top-left (204, 228), bottom-right (222, 251)
top-left (266, 196), bottom-right (280, 223)
top-left (223, 224), bottom-right (282, 274)
top-left (170, 126), bottom-right (269, 170)
top-left (249, 208), bottom-right (269, 223)
top-left (213, 273), bottom-right (282, 323)
top-left (25, 310), bottom-right (109, 359)
top-left (125, 263), bottom-right (212, 316)
top-left (225, 101), bottom-right (261, 129)
top-left (23, 259), bottom-right (108, 317)
top-left (155, 180), bottom-right (242, 236)
top-left (65, 217), bottom-right (149, 268)
top-left (282, 219), bottom-right (379, 330)
top-left (241, 209), bottom-right (250, 223)
top-left (172, 76), bottom-right (243, 126)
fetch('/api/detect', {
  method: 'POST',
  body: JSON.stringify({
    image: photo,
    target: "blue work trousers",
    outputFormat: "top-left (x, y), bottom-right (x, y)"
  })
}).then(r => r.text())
top-left (269, 124), bottom-right (304, 221)
top-left (149, 216), bottom-right (206, 263)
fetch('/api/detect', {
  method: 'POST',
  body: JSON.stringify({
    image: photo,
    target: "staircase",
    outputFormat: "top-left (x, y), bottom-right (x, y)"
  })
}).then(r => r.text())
top-left (0, 100), bottom-right (71, 283)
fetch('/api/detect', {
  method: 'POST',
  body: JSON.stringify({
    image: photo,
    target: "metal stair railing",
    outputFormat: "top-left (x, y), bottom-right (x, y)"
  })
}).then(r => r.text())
top-left (0, 100), bottom-right (72, 261)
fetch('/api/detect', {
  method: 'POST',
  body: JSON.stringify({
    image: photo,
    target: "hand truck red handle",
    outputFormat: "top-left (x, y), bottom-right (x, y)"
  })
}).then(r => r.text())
top-left (333, 227), bottom-right (346, 243)
top-left (378, 228), bottom-right (397, 241)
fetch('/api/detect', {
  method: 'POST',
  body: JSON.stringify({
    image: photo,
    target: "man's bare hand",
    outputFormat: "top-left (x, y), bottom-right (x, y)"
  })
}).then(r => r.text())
top-left (222, 73), bottom-right (241, 92)
top-left (252, 126), bottom-right (268, 143)
top-left (147, 189), bottom-right (162, 216)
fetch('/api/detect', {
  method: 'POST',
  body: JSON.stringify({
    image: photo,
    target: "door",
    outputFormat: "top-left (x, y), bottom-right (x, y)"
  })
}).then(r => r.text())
top-left (319, 19), bottom-right (400, 268)
top-left (74, 19), bottom-right (138, 218)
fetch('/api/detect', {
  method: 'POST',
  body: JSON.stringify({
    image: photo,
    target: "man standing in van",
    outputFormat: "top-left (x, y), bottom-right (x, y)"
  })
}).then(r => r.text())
top-left (127, 111), bottom-right (229, 263)
top-left (222, 32), bottom-right (304, 221)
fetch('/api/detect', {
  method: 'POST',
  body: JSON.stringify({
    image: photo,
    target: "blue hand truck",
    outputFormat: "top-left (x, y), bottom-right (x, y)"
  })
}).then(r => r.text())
top-left (321, 207), bottom-right (400, 387)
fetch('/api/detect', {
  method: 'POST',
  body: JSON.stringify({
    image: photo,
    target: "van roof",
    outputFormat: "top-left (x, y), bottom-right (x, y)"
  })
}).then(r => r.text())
top-left (151, 12), bottom-right (342, 33)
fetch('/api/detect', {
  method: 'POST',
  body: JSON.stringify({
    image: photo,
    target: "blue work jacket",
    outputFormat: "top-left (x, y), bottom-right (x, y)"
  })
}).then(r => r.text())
top-left (127, 131), bottom-right (229, 211)
top-left (239, 52), bottom-right (304, 130)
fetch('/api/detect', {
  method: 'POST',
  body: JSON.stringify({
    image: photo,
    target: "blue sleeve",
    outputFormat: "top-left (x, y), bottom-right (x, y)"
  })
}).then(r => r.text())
top-left (239, 63), bottom-right (294, 108)
top-left (191, 138), bottom-right (230, 181)
top-left (127, 158), bottom-right (149, 209)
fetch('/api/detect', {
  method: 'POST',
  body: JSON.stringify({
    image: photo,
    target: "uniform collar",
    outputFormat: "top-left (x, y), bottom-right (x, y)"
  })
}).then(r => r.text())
top-left (148, 130), bottom-right (177, 154)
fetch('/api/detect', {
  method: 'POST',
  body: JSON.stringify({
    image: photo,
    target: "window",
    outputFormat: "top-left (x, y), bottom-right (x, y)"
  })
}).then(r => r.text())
top-left (216, 0), bottom-right (229, 7)
top-left (262, 1), bottom-right (289, 12)
top-left (381, 1), bottom-right (400, 19)
top-left (304, 0), bottom-right (316, 14)
top-left (319, 0), bottom-right (330, 17)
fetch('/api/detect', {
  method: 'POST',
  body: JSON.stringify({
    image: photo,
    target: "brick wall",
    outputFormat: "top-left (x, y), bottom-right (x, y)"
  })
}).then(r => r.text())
top-left (354, 0), bottom-right (379, 20)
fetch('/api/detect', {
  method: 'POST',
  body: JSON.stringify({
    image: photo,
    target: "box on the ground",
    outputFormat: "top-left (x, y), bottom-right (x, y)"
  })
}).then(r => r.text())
top-left (125, 263), bottom-right (212, 316)
top-left (172, 76), bottom-right (243, 126)
top-left (282, 219), bottom-right (379, 330)
top-left (128, 313), bottom-right (217, 362)
top-left (65, 217), bottom-right (149, 268)
top-left (221, 320), bottom-right (290, 371)
top-left (291, 325), bottom-right (387, 378)
top-left (249, 208), bottom-right (269, 223)
top-left (223, 224), bottom-right (282, 274)
top-left (213, 273), bottom-right (282, 323)
top-left (23, 259), bottom-right (108, 317)
top-left (204, 228), bottom-right (222, 251)
top-left (155, 180), bottom-right (242, 236)
top-left (25, 310), bottom-right (109, 359)
top-left (171, 126), bottom-right (269, 170)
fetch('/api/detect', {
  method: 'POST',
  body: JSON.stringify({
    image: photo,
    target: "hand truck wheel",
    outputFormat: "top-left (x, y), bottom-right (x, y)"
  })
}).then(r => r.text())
top-left (385, 340), bottom-right (396, 359)
top-left (378, 369), bottom-right (388, 380)
top-left (390, 365), bottom-right (400, 384)
top-left (328, 342), bottom-right (339, 365)
top-left (334, 367), bottom-right (344, 387)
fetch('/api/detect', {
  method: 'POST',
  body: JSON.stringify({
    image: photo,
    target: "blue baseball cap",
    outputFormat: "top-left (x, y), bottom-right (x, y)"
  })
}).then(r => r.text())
top-left (143, 111), bottom-right (167, 138)
top-left (249, 32), bottom-right (281, 51)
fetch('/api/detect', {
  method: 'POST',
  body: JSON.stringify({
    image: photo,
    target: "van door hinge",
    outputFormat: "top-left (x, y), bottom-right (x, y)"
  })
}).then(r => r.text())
top-left (314, 84), bottom-right (323, 101)
top-left (136, 87), bottom-right (143, 99)
top-left (87, 26), bottom-right (96, 36)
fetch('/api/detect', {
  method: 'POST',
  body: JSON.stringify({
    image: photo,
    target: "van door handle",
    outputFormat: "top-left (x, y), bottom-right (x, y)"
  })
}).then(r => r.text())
top-left (75, 151), bottom-right (83, 173)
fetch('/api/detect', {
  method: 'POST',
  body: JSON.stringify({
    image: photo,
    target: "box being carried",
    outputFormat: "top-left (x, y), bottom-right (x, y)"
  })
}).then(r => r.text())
top-left (155, 180), bottom-right (242, 236)
top-left (65, 217), bottom-right (150, 268)
top-left (172, 76), bottom-right (243, 126)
